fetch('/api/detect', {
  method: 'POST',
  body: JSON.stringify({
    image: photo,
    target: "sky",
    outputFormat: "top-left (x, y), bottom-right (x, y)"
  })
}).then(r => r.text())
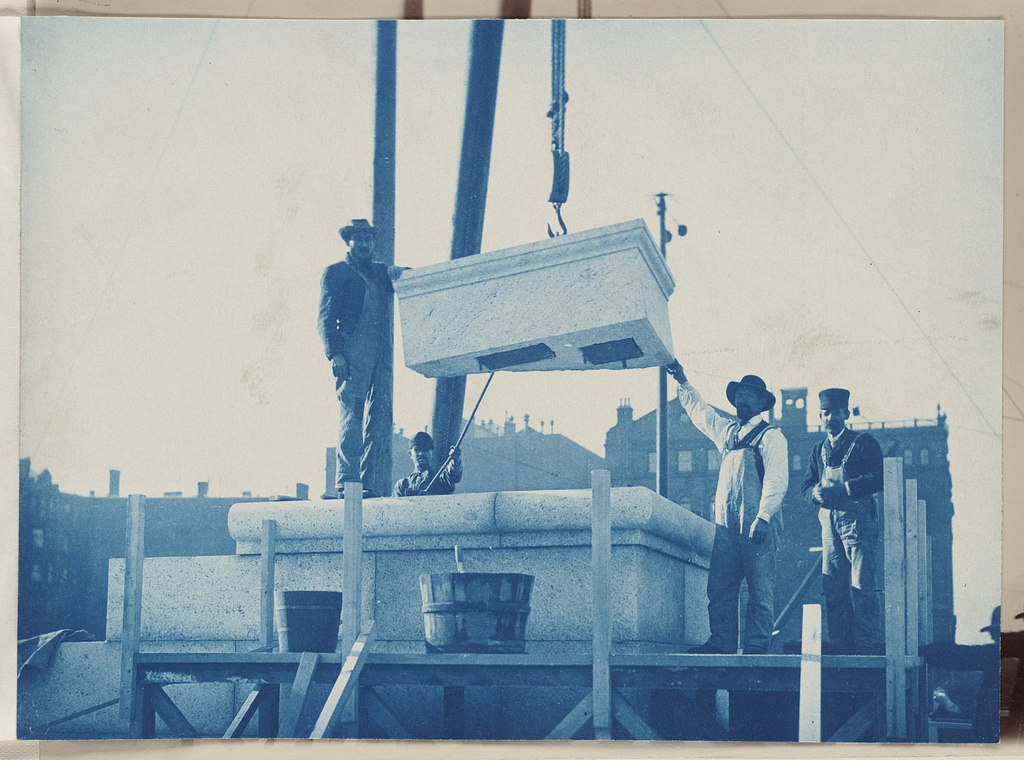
top-left (19, 17), bottom-right (1004, 641)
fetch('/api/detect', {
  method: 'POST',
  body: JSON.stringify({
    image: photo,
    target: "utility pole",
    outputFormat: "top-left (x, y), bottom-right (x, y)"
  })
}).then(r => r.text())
top-left (655, 193), bottom-right (670, 498)
top-left (430, 21), bottom-right (505, 467)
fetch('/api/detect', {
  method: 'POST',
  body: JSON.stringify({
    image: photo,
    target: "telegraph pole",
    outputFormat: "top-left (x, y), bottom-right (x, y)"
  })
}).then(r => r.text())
top-left (655, 193), bottom-right (670, 498)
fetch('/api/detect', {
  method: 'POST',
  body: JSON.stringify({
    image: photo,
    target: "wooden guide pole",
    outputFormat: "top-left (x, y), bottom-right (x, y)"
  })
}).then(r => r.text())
top-left (119, 494), bottom-right (145, 722)
top-left (591, 469), bottom-right (612, 740)
top-left (882, 458), bottom-right (907, 739)
top-left (798, 604), bottom-right (822, 742)
top-left (259, 519), bottom-right (278, 651)
top-left (340, 481), bottom-right (364, 735)
top-left (904, 481), bottom-right (919, 740)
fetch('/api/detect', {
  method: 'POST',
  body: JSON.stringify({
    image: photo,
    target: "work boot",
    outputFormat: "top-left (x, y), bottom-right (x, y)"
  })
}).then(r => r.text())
top-left (742, 643), bottom-right (769, 654)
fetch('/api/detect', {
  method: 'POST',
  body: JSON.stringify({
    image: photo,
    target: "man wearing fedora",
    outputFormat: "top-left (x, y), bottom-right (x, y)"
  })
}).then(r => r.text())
top-left (800, 388), bottom-right (884, 655)
top-left (318, 219), bottom-right (407, 498)
top-left (666, 360), bottom-right (789, 654)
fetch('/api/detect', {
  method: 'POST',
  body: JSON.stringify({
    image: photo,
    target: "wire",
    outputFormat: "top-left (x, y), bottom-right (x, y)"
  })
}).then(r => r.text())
top-left (698, 21), bottom-right (1000, 440)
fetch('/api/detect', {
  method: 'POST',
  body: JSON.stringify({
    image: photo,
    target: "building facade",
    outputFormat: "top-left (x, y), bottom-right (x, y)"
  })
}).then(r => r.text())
top-left (604, 387), bottom-right (955, 644)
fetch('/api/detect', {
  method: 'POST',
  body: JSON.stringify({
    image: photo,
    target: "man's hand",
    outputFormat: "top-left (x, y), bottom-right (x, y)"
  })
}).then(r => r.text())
top-left (749, 517), bottom-right (770, 544)
top-left (811, 484), bottom-right (825, 505)
top-left (819, 482), bottom-right (845, 505)
top-left (449, 446), bottom-right (462, 464)
top-left (331, 354), bottom-right (350, 382)
top-left (665, 359), bottom-right (687, 385)
top-left (388, 265), bottom-right (412, 281)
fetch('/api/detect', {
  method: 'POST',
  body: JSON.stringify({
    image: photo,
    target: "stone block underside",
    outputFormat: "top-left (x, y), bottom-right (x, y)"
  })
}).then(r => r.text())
top-left (394, 219), bottom-right (676, 377)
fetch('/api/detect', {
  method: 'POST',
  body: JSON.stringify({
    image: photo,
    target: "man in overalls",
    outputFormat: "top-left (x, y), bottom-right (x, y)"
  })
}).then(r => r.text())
top-left (318, 219), bottom-right (406, 498)
top-left (392, 432), bottom-right (464, 497)
top-left (666, 360), bottom-right (789, 654)
top-left (800, 388), bottom-right (884, 655)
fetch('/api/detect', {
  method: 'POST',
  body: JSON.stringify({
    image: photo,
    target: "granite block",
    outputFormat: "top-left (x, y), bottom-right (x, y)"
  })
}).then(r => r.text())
top-left (393, 219), bottom-right (675, 377)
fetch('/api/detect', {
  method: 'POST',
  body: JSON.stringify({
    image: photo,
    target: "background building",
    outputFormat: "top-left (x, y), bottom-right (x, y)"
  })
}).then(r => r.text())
top-left (604, 387), bottom-right (955, 644)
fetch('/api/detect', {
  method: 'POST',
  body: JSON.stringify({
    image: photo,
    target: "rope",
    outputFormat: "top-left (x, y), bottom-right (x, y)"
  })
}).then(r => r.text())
top-left (424, 372), bottom-right (496, 493)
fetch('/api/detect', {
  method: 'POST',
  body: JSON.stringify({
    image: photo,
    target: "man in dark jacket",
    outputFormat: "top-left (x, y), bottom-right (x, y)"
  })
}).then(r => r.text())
top-left (800, 388), bottom-right (884, 654)
top-left (393, 432), bottom-right (464, 497)
top-left (318, 219), bottom-right (406, 497)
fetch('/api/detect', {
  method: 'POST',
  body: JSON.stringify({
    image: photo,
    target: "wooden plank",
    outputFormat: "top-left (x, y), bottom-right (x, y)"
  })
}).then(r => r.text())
top-left (223, 684), bottom-right (269, 739)
top-left (545, 692), bottom-right (593, 740)
top-left (882, 458), bottom-right (907, 739)
top-left (26, 698), bottom-right (120, 737)
top-left (442, 685), bottom-right (465, 739)
top-left (827, 697), bottom-right (875, 742)
top-left (279, 651), bottom-right (321, 738)
top-left (591, 469), bottom-right (612, 740)
top-left (340, 480), bottom-right (364, 733)
top-left (917, 500), bottom-right (929, 646)
top-left (257, 683), bottom-right (280, 739)
top-left (119, 494), bottom-right (146, 722)
top-left (798, 604), bottom-right (822, 742)
top-left (150, 685), bottom-right (200, 738)
top-left (309, 621), bottom-right (377, 739)
top-left (612, 690), bottom-right (660, 740)
top-left (905, 480), bottom-right (919, 658)
top-left (259, 519), bottom-right (278, 651)
top-left (363, 686), bottom-right (410, 739)
top-left (905, 483), bottom-right (920, 741)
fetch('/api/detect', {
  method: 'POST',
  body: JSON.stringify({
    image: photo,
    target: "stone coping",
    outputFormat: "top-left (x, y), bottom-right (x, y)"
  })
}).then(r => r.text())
top-left (393, 219), bottom-right (674, 302)
top-left (228, 487), bottom-right (714, 559)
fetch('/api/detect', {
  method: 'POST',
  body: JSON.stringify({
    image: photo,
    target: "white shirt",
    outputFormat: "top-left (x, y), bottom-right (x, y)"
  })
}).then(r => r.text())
top-left (677, 381), bottom-right (789, 530)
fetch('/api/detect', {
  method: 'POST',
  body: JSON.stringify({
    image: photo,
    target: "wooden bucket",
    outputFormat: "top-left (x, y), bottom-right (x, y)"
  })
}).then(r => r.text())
top-left (274, 590), bottom-right (343, 653)
top-left (419, 573), bottom-right (533, 654)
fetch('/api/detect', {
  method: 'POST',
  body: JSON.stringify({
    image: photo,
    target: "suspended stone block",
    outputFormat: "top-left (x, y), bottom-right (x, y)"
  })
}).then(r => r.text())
top-left (394, 219), bottom-right (675, 377)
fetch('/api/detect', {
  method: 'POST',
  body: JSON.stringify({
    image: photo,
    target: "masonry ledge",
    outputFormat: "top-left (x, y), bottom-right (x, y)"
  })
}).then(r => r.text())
top-left (228, 487), bottom-right (714, 559)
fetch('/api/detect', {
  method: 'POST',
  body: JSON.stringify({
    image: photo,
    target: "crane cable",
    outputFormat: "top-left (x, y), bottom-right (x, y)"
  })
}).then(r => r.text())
top-left (547, 19), bottom-right (570, 237)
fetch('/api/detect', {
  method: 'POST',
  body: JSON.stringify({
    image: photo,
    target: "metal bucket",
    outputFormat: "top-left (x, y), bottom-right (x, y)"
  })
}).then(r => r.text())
top-left (274, 590), bottom-right (343, 653)
top-left (419, 572), bottom-right (533, 654)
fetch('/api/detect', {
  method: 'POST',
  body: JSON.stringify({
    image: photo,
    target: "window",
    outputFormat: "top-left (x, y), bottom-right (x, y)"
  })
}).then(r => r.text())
top-left (648, 452), bottom-right (656, 473)
top-left (904, 448), bottom-right (913, 467)
top-left (32, 528), bottom-right (44, 549)
top-left (792, 454), bottom-right (802, 472)
top-left (707, 449), bottom-right (721, 471)
top-left (920, 448), bottom-right (930, 466)
top-left (31, 564), bottom-right (42, 583)
top-left (678, 450), bottom-right (693, 473)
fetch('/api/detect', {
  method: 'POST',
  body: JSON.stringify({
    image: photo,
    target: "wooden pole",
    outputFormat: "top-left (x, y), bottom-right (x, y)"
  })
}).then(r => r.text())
top-left (371, 19), bottom-right (397, 499)
top-left (591, 469), bottom-right (612, 740)
top-left (798, 604), bottom-right (822, 742)
top-left (259, 519), bottom-right (277, 651)
top-left (430, 20), bottom-right (504, 461)
top-left (119, 494), bottom-right (145, 722)
top-left (883, 458), bottom-right (907, 740)
top-left (340, 481), bottom-right (364, 735)
top-left (905, 482), bottom-right (919, 740)
top-left (917, 500), bottom-right (929, 645)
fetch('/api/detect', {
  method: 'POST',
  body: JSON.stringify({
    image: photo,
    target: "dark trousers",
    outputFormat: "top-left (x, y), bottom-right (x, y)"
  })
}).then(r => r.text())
top-left (336, 335), bottom-right (389, 492)
top-left (819, 506), bottom-right (880, 650)
top-left (706, 520), bottom-right (779, 653)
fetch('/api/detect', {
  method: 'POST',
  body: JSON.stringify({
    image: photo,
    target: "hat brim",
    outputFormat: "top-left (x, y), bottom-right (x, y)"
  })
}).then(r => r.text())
top-left (340, 226), bottom-right (375, 243)
top-left (726, 381), bottom-right (776, 413)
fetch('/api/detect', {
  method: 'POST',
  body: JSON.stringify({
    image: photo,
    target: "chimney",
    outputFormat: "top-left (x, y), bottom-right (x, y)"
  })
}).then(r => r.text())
top-left (617, 398), bottom-right (634, 425)
top-left (325, 447), bottom-right (338, 498)
top-left (550, 420), bottom-right (555, 435)
top-left (197, 481), bottom-right (209, 498)
top-left (504, 415), bottom-right (516, 435)
top-left (296, 483), bottom-right (309, 500)
top-left (108, 469), bottom-right (121, 497)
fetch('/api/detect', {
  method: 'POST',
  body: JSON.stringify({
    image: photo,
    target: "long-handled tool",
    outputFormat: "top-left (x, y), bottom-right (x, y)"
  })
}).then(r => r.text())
top-left (423, 371), bottom-right (496, 493)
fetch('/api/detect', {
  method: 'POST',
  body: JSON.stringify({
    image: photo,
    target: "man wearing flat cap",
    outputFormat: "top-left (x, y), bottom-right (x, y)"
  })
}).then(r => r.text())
top-left (666, 360), bottom-right (789, 654)
top-left (800, 388), bottom-right (884, 654)
top-left (318, 219), bottom-right (408, 498)
top-left (393, 432), bottom-right (464, 497)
